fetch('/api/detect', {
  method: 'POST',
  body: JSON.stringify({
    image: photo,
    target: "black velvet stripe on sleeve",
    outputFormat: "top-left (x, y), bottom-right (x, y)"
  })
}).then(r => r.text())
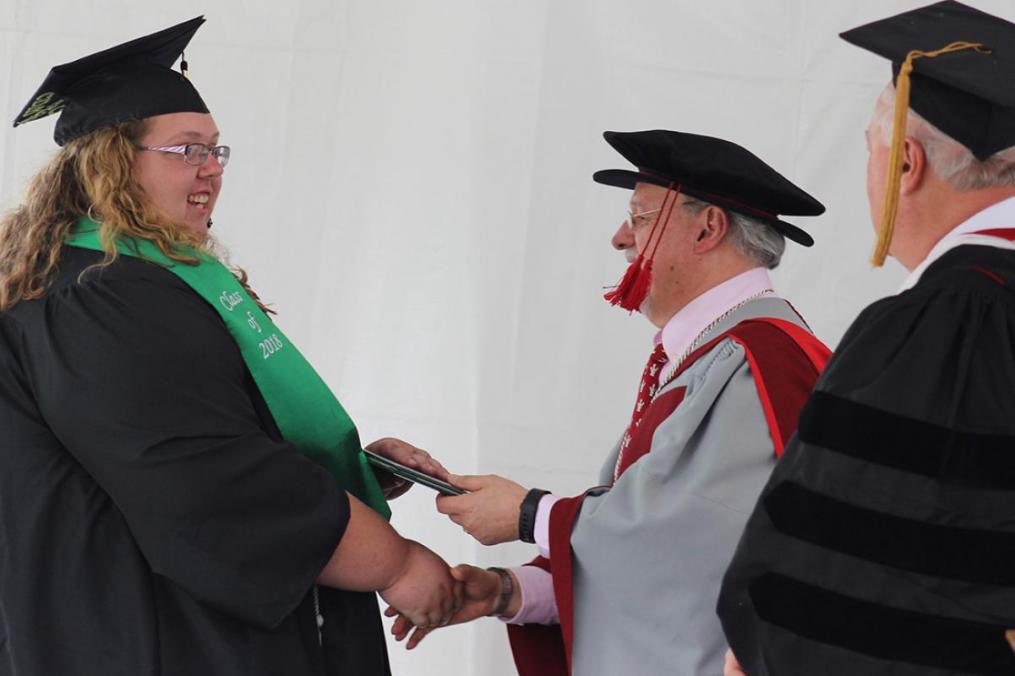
top-left (799, 390), bottom-right (1015, 490)
top-left (749, 573), bottom-right (1015, 675)
top-left (765, 481), bottom-right (1015, 586)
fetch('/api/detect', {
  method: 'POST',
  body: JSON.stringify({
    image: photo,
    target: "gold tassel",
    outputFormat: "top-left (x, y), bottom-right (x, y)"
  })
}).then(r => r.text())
top-left (872, 41), bottom-right (990, 267)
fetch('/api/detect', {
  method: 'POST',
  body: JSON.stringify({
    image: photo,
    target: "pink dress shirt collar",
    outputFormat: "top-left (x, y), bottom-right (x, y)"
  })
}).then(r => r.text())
top-left (657, 267), bottom-right (776, 378)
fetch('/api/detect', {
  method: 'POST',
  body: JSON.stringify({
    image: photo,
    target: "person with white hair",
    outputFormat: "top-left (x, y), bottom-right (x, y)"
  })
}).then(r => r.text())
top-left (719, 2), bottom-right (1015, 674)
top-left (391, 129), bottom-right (830, 676)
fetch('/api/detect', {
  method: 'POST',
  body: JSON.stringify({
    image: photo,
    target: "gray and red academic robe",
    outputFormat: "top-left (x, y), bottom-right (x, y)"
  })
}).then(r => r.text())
top-left (507, 310), bottom-right (830, 675)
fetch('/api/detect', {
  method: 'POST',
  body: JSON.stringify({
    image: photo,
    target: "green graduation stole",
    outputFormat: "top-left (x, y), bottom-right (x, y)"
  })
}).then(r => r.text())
top-left (67, 216), bottom-right (390, 519)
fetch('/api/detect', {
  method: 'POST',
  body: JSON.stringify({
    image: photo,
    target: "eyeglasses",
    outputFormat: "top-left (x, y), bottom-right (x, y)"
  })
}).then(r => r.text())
top-left (626, 207), bottom-right (661, 227)
top-left (136, 143), bottom-right (231, 168)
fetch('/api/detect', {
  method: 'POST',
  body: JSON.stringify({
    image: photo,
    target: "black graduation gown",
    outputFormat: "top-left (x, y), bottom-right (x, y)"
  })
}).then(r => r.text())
top-left (0, 246), bottom-right (390, 675)
top-left (718, 244), bottom-right (1015, 676)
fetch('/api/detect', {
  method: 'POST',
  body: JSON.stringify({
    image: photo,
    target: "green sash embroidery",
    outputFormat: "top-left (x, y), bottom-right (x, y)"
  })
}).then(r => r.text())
top-left (67, 216), bottom-right (390, 518)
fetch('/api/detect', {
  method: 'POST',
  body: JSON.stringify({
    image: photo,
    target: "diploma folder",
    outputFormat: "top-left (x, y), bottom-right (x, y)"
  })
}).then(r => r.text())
top-left (364, 450), bottom-right (466, 496)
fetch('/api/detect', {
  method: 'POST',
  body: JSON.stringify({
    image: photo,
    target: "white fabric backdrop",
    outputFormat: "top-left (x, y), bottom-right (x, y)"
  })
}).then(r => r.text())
top-left (4, 1), bottom-right (1014, 674)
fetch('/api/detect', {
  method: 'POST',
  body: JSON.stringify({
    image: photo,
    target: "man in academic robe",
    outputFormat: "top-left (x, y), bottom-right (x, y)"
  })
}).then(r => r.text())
top-left (718, 3), bottom-right (1015, 675)
top-left (392, 130), bottom-right (830, 675)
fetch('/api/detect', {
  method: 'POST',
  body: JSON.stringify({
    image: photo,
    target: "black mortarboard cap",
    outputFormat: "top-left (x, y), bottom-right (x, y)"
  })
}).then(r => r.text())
top-left (841, 0), bottom-right (1015, 160)
top-left (593, 130), bottom-right (824, 247)
top-left (13, 16), bottom-right (209, 146)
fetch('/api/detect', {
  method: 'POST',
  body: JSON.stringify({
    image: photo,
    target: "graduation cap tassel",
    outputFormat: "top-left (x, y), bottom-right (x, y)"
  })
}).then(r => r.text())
top-left (180, 52), bottom-right (189, 80)
top-left (604, 253), bottom-right (650, 310)
top-left (872, 41), bottom-right (990, 267)
top-left (621, 257), bottom-right (653, 310)
top-left (603, 183), bottom-right (680, 312)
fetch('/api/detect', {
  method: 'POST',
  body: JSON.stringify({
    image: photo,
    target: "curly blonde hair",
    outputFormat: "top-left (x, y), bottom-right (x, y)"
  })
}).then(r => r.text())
top-left (0, 120), bottom-right (267, 313)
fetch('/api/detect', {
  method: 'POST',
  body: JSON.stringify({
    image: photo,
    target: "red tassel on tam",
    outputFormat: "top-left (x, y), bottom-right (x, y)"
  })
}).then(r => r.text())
top-left (603, 255), bottom-right (653, 312)
top-left (604, 181), bottom-right (677, 314)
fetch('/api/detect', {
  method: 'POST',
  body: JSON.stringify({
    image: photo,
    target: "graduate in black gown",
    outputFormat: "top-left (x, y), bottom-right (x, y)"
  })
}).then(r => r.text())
top-left (0, 17), bottom-right (460, 676)
top-left (718, 2), bottom-right (1015, 675)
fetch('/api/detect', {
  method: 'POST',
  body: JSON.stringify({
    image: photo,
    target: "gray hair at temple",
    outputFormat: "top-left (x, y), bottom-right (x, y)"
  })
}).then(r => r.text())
top-left (870, 83), bottom-right (1015, 191)
top-left (680, 196), bottom-right (786, 269)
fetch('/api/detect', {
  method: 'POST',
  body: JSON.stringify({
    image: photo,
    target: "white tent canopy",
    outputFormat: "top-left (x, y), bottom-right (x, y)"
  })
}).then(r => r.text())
top-left (5, 1), bottom-right (1013, 673)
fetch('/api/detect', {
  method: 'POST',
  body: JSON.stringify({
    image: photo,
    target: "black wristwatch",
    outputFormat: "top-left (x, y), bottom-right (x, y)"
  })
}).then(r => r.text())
top-left (518, 488), bottom-right (550, 544)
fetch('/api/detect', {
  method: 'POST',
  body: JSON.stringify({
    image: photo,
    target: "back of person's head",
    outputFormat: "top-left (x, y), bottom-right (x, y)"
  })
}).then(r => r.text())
top-left (871, 83), bottom-right (1015, 192)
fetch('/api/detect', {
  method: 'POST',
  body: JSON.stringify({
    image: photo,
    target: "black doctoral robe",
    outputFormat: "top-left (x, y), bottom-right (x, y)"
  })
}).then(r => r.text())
top-left (719, 244), bottom-right (1015, 676)
top-left (0, 246), bottom-right (390, 675)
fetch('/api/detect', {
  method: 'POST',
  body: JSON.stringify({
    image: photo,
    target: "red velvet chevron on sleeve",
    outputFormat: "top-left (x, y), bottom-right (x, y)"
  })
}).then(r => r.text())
top-left (506, 495), bottom-right (590, 676)
top-left (728, 318), bottom-right (831, 456)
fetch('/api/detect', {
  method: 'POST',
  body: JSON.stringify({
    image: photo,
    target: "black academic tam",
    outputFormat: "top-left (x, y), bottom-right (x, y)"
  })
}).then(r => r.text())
top-left (592, 129), bottom-right (824, 247)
